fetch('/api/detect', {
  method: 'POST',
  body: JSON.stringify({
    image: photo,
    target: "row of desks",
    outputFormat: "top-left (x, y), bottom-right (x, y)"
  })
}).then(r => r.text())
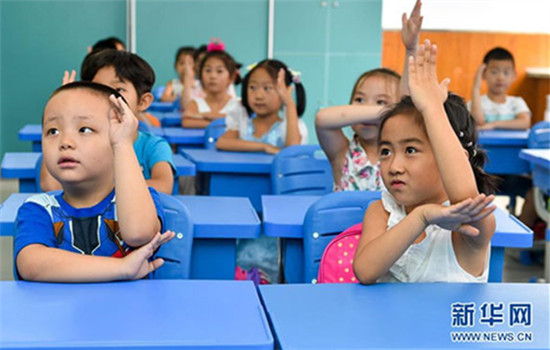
top-left (1, 279), bottom-right (548, 349)
top-left (0, 193), bottom-right (534, 282)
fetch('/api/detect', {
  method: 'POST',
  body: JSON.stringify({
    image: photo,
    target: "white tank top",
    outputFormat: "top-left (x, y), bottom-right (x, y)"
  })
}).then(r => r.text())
top-left (377, 191), bottom-right (490, 283)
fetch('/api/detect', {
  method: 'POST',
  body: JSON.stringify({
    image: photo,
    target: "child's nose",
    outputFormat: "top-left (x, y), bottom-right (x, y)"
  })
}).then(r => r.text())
top-left (59, 134), bottom-right (75, 150)
top-left (388, 155), bottom-right (405, 174)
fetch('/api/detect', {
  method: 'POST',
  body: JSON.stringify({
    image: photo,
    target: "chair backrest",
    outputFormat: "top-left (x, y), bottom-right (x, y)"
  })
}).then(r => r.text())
top-left (271, 145), bottom-right (334, 195)
top-left (302, 191), bottom-right (381, 283)
top-left (151, 192), bottom-right (194, 279)
top-left (204, 118), bottom-right (226, 149)
top-left (528, 121), bottom-right (550, 149)
top-left (317, 223), bottom-right (362, 284)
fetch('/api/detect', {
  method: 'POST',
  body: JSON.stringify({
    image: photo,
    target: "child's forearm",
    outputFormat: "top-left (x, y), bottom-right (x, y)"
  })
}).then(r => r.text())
top-left (284, 101), bottom-right (302, 146)
top-left (17, 245), bottom-right (128, 282)
top-left (422, 104), bottom-right (478, 201)
top-left (315, 105), bottom-right (383, 129)
top-left (216, 137), bottom-right (271, 153)
top-left (114, 142), bottom-right (159, 246)
top-left (470, 86), bottom-right (485, 125)
top-left (487, 116), bottom-right (530, 130)
top-left (400, 48), bottom-right (417, 96)
top-left (354, 207), bottom-right (427, 284)
top-left (181, 117), bottom-right (210, 129)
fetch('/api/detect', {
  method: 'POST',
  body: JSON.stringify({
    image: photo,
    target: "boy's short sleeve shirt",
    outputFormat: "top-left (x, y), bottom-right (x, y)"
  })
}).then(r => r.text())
top-left (479, 95), bottom-right (531, 123)
top-left (14, 188), bottom-right (165, 278)
top-left (134, 131), bottom-right (176, 179)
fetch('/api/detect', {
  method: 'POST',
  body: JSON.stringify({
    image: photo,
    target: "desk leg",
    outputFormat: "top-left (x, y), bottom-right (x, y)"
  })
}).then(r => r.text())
top-left (18, 179), bottom-right (38, 193)
top-left (191, 238), bottom-right (236, 280)
top-left (283, 238), bottom-right (304, 284)
top-left (209, 173), bottom-right (272, 213)
top-left (489, 247), bottom-right (504, 282)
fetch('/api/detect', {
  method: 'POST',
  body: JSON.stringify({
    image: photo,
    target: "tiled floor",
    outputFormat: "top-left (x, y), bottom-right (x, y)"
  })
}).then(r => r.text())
top-left (0, 178), bottom-right (545, 282)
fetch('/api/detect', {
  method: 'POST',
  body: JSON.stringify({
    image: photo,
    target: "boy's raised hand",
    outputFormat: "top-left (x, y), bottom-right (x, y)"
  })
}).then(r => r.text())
top-left (408, 39), bottom-right (451, 113)
top-left (401, 0), bottom-right (423, 51)
top-left (276, 69), bottom-right (294, 107)
top-left (420, 194), bottom-right (496, 237)
top-left (62, 70), bottom-right (76, 85)
top-left (121, 230), bottom-right (176, 280)
top-left (108, 95), bottom-right (139, 148)
top-left (473, 63), bottom-right (486, 90)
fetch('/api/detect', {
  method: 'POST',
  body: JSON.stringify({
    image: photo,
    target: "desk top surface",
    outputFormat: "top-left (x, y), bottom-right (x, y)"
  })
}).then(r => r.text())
top-left (0, 193), bottom-right (260, 238)
top-left (261, 195), bottom-right (533, 247)
top-left (0, 280), bottom-right (272, 350)
top-left (519, 149), bottom-right (550, 168)
top-left (1, 152), bottom-right (40, 178)
top-left (260, 282), bottom-right (549, 350)
top-left (478, 130), bottom-right (529, 146)
top-left (181, 149), bottom-right (274, 173)
top-left (162, 127), bottom-right (205, 145)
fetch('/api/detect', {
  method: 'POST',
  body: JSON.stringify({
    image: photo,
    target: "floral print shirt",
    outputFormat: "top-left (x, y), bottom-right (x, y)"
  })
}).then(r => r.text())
top-left (334, 134), bottom-right (384, 192)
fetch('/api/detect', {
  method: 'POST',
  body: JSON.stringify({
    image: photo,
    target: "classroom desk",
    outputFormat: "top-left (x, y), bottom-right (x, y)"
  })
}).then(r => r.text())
top-left (181, 149), bottom-right (274, 212)
top-left (0, 152), bottom-right (195, 193)
top-left (18, 124), bottom-right (164, 152)
top-left (478, 130), bottom-right (530, 175)
top-left (163, 127), bottom-right (206, 148)
top-left (262, 195), bottom-right (533, 283)
top-left (259, 282), bottom-right (549, 350)
top-left (0, 194), bottom-right (260, 280)
top-left (148, 100), bottom-right (178, 112)
top-left (0, 280), bottom-right (273, 350)
top-left (155, 110), bottom-right (182, 127)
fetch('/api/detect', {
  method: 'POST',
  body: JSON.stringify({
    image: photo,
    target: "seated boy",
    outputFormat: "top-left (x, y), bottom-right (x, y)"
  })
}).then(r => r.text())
top-left (16, 82), bottom-right (175, 282)
top-left (42, 50), bottom-right (175, 194)
top-left (469, 47), bottom-right (531, 130)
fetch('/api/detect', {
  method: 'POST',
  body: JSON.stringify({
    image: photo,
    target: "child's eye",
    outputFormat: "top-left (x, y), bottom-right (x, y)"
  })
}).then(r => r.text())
top-left (405, 147), bottom-right (417, 154)
top-left (79, 127), bottom-right (93, 134)
top-left (353, 97), bottom-right (365, 104)
top-left (46, 128), bottom-right (59, 136)
top-left (115, 88), bottom-right (125, 93)
top-left (379, 148), bottom-right (391, 157)
top-left (249, 85), bottom-right (257, 91)
top-left (376, 99), bottom-right (388, 106)
top-left (264, 86), bottom-right (274, 92)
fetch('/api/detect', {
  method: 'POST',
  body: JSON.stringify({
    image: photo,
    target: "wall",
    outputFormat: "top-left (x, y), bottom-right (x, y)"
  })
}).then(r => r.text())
top-left (0, 0), bottom-right (126, 158)
top-left (382, 31), bottom-right (550, 123)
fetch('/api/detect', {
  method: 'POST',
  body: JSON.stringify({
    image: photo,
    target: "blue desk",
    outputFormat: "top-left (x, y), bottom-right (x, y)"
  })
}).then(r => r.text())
top-left (155, 111), bottom-right (182, 127)
top-left (181, 149), bottom-right (274, 212)
top-left (1, 194), bottom-right (260, 280)
top-left (18, 124), bottom-right (164, 152)
top-left (0, 280), bottom-right (273, 349)
top-left (260, 282), bottom-right (548, 350)
top-left (148, 100), bottom-right (179, 112)
top-left (163, 127), bottom-right (206, 148)
top-left (478, 130), bottom-right (530, 175)
top-left (262, 195), bottom-right (533, 283)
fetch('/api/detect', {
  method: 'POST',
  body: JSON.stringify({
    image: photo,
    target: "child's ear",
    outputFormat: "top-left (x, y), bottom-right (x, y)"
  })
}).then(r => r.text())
top-left (138, 92), bottom-right (154, 112)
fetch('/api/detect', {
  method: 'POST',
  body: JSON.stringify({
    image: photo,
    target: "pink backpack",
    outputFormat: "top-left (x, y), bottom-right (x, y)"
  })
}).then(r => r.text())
top-left (317, 223), bottom-right (362, 284)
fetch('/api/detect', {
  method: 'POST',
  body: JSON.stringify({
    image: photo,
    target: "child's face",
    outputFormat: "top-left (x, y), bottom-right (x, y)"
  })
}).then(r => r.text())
top-left (176, 54), bottom-right (193, 76)
top-left (201, 57), bottom-right (232, 94)
top-left (42, 89), bottom-right (114, 187)
top-left (247, 68), bottom-right (282, 117)
top-left (351, 76), bottom-right (399, 141)
top-left (483, 60), bottom-right (516, 95)
top-left (92, 66), bottom-right (143, 115)
top-left (379, 114), bottom-right (447, 209)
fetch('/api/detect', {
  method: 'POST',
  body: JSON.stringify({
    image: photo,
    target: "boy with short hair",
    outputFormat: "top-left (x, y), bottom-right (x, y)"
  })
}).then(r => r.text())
top-left (16, 82), bottom-right (174, 282)
top-left (43, 50), bottom-right (176, 194)
top-left (469, 47), bottom-right (531, 130)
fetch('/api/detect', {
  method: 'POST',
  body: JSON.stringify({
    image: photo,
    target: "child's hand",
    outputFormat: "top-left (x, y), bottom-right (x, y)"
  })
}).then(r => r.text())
top-left (120, 230), bottom-right (176, 280)
top-left (276, 69), bottom-right (294, 107)
top-left (401, 0), bottom-right (423, 51)
top-left (420, 194), bottom-right (496, 236)
top-left (108, 95), bottom-right (139, 149)
top-left (263, 144), bottom-right (280, 155)
top-left (478, 122), bottom-right (496, 130)
top-left (473, 63), bottom-right (486, 90)
top-left (408, 40), bottom-right (451, 113)
top-left (62, 70), bottom-right (76, 85)
top-left (183, 56), bottom-right (195, 84)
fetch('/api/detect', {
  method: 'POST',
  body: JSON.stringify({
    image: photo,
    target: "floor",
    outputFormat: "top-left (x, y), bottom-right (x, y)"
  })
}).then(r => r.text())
top-left (0, 178), bottom-right (545, 282)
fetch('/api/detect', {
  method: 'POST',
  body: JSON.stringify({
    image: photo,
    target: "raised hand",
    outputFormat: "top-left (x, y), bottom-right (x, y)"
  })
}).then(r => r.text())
top-left (401, 0), bottom-right (423, 51)
top-left (108, 95), bottom-right (139, 148)
top-left (62, 70), bottom-right (76, 85)
top-left (420, 194), bottom-right (496, 236)
top-left (183, 55), bottom-right (195, 83)
top-left (473, 63), bottom-right (486, 90)
top-left (276, 69), bottom-right (294, 107)
top-left (121, 230), bottom-right (176, 280)
top-left (408, 40), bottom-right (451, 113)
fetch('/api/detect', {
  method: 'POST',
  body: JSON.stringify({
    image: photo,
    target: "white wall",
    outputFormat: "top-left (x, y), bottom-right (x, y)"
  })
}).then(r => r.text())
top-left (382, 0), bottom-right (550, 34)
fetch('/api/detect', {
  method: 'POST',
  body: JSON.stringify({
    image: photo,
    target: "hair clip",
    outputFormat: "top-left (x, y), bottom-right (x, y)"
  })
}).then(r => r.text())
top-left (472, 149), bottom-right (477, 157)
top-left (459, 131), bottom-right (465, 138)
top-left (289, 69), bottom-right (301, 84)
top-left (466, 141), bottom-right (473, 147)
top-left (246, 62), bottom-right (258, 71)
top-left (207, 38), bottom-right (225, 52)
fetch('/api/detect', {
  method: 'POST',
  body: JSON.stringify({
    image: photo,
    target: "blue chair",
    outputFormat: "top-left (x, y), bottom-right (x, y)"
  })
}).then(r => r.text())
top-left (271, 145), bottom-right (333, 195)
top-left (528, 121), bottom-right (550, 149)
top-left (151, 192), bottom-right (194, 279)
top-left (302, 191), bottom-right (381, 283)
top-left (152, 85), bottom-right (166, 101)
top-left (204, 118), bottom-right (226, 149)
